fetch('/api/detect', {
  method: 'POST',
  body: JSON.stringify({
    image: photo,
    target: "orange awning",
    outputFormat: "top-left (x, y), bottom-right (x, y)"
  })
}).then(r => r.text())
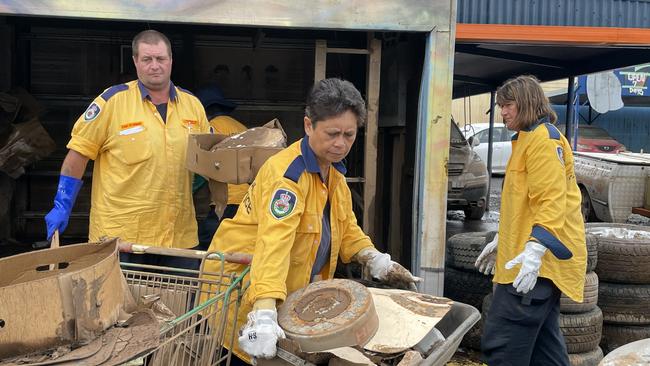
top-left (457, 24), bottom-right (650, 46)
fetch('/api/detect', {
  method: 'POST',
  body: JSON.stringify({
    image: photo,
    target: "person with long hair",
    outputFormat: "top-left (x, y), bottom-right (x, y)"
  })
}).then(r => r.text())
top-left (475, 75), bottom-right (587, 365)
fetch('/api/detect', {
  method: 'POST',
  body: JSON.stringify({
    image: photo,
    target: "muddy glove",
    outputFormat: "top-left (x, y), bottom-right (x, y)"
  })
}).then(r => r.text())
top-left (238, 299), bottom-right (285, 359)
top-left (505, 241), bottom-right (547, 294)
top-left (356, 248), bottom-right (420, 291)
top-left (45, 175), bottom-right (83, 240)
top-left (475, 233), bottom-right (498, 275)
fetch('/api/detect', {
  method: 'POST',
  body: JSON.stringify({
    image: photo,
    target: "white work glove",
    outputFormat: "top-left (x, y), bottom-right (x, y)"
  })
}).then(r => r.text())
top-left (238, 309), bottom-right (286, 359)
top-left (505, 241), bottom-right (547, 294)
top-left (357, 248), bottom-right (420, 291)
top-left (475, 233), bottom-right (498, 275)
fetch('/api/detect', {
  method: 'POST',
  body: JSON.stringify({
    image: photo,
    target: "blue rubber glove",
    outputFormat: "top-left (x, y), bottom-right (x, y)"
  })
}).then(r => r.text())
top-left (45, 175), bottom-right (83, 240)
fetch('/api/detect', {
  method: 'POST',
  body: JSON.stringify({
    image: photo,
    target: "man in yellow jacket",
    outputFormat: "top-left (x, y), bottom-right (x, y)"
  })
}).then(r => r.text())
top-left (45, 30), bottom-right (209, 269)
top-left (475, 75), bottom-right (586, 366)
top-left (204, 78), bottom-right (419, 364)
top-left (194, 84), bottom-right (249, 248)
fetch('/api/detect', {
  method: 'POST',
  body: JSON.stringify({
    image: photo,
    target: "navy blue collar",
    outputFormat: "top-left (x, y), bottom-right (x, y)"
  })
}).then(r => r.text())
top-left (137, 80), bottom-right (177, 102)
top-left (300, 136), bottom-right (347, 177)
top-left (521, 116), bottom-right (551, 132)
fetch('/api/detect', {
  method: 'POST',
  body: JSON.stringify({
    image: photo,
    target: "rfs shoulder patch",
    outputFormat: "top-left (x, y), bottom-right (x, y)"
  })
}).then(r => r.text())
top-left (556, 146), bottom-right (565, 166)
top-left (270, 189), bottom-right (297, 219)
top-left (84, 102), bottom-right (101, 122)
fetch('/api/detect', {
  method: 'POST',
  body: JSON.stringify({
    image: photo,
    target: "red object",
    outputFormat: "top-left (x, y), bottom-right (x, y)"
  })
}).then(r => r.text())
top-left (558, 125), bottom-right (626, 154)
top-left (576, 137), bottom-right (626, 153)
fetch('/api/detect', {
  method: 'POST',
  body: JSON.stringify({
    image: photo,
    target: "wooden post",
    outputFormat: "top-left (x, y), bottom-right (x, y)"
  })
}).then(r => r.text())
top-left (314, 40), bottom-right (327, 82)
top-left (364, 37), bottom-right (381, 241)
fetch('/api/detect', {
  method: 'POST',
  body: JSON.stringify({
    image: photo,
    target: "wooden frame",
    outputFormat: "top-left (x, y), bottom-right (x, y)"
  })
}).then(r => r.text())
top-left (313, 37), bottom-right (382, 240)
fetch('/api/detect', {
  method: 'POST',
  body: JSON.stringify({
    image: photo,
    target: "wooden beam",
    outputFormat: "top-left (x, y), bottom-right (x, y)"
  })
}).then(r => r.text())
top-left (457, 24), bottom-right (650, 46)
top-left (314, 40), bottom-right (327, 82)
top-left (364, 37), bottom-right (381, 242)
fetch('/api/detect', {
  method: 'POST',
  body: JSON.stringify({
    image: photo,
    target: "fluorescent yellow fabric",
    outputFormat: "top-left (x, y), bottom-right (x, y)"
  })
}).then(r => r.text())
top-left (66, 80), bottom-right (209, 248)
top-left (494, 122), bottom-right (587, 302)
top-left (208, 115), bottom-right (249, 205)
top-left (252, 298), bottom-right (276, 311)
top-left (202, 137), bottom-right (374, 362)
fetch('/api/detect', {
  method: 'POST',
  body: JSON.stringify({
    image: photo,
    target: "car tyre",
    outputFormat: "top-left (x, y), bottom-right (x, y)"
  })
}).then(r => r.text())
top-left (443, 267), bottom-right (492, 310)
top-left (446, 231), bottom-right (498, 271)
top-left (587, 223), bottom-right (650, 284)
top-left (598, 282), bottom-right (650, 325)
top-left (580, 186), bottom-right (597, 222)
top-left (601, 323), bottom-right (650, 354)
top-left (464, 205), bottom-right (486, 220)
top-left (568, 347), bottom-right (603, 366)
top-left (560, 307), bottom-right (603, 354)
top-left (561, 272), bottom-right (598, 314)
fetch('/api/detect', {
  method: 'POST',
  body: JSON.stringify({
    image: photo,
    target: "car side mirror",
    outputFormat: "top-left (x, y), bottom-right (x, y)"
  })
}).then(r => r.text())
top-left (469, 136), bottom-right (480, 147)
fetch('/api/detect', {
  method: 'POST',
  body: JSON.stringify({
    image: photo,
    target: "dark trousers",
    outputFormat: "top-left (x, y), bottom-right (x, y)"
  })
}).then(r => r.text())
top-left (481, 278), bottom-right (570, 366)
top-left (197, 204), bottom-right (239, 251)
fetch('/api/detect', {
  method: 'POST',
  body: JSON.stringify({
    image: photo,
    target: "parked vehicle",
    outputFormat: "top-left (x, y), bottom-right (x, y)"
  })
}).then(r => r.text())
top-left (557, 124), bottom-right (626, 153)
top-left (462, 123), bottom-right (515, 174)
top-left (447, 121), bottom-right (489, 220)
top-left (574, 152), bottom-right (650, 222)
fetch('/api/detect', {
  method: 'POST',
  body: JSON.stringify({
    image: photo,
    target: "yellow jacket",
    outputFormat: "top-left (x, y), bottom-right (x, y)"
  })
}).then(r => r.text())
top-left (203, 137), bottom-right (374, 361)
top-left (494, 121), bottom-right (586, 302)
top-left (67, 80), bottom-right (209, 248)
top-left (208, 115), bottom-right (249, 205)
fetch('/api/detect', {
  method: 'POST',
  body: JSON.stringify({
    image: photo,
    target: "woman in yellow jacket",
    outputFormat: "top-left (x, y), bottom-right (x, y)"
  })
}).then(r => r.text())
top-left (475, 75), bottom-right (586, 366)
top-left (204, 78), bottom-right (418, 365)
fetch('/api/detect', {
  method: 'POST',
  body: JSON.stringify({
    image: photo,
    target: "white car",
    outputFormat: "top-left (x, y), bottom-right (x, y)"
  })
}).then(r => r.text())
top-left (462, 123), bottom-right (515, 174)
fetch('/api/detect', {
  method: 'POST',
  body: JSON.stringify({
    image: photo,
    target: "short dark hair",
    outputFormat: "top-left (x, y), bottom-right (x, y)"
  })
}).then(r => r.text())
top-left (305, 78), bottom-right (367, 128)
top-left (132, 30), bottom-right (172, 58)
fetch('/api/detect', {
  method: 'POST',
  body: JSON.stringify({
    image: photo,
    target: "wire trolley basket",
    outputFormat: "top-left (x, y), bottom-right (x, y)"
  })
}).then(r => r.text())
top-left (118, 244), bottom-right (252, 366)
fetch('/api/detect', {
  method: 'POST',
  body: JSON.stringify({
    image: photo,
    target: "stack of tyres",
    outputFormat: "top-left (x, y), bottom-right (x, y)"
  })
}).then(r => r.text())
top-left (443, 231), bottom-right (497, 350)
top-left (479, 233), bottom-right (603, 366)
top-left (559, 233), bottom-right (604, 366)
top-left (587, 223), bottom-right (650, 355)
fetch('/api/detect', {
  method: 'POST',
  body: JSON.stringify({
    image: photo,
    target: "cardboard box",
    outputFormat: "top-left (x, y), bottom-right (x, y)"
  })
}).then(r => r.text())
top-left (0, 239), bottom-right (135, 359)
top-left (187, 119), bottom-right (286, 215)
top-left (186, 119), bottom-right (286, 185)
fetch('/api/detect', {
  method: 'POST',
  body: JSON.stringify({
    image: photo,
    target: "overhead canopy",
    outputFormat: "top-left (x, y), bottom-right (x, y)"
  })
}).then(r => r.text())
top-left (453, 24), bottom-right (650, 98)
top-left (0, 0), bottom-right (446, 32)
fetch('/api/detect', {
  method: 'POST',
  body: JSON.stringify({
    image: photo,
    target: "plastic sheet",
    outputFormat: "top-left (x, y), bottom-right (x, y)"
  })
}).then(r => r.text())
top-left (586, 227), bottom-right (650, 240)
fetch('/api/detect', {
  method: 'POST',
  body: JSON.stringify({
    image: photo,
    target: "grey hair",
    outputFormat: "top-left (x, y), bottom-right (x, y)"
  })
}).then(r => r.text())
top-left (305, 78), bottom-right (367, 127)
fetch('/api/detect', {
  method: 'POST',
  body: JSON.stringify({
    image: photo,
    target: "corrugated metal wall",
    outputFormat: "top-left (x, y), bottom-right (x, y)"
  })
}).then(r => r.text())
top-left (554, 105), bottom-right (650, 152)
top-left (458, 0), bottom-right (650, 28)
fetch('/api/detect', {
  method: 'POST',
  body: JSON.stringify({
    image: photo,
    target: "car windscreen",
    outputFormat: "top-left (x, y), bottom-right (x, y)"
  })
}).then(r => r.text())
top-left (558, 125), bottom-right (614, 139)
top-left (578, 127), bottom-right (614, 139)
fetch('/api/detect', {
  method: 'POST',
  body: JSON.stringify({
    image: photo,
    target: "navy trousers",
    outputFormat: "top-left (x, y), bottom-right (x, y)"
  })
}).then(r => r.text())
top-left (481, 278), bottom-right (570, 366)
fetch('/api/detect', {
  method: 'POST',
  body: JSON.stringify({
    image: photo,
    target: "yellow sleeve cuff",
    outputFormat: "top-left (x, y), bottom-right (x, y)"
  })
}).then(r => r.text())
top-left (253, 298), bottom-right (277, 311)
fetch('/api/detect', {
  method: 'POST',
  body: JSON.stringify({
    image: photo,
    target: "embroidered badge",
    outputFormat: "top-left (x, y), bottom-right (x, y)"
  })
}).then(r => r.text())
top-left (83, 102), bottom-right (101, 122)
top-left (557, 146), bottom-right (565, 166)
top-left (270, 189), bottom-right (297, 219)
top-left (183, 119), bottom-right (198, 128)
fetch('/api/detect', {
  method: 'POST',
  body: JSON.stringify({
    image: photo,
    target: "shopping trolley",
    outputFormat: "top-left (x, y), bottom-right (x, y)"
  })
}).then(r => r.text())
top-left (118, 242), bottom-right (252, 366)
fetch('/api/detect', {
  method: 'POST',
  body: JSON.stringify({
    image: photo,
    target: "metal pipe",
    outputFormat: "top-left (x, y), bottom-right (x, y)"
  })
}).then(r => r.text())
top-left (566, 76), bottom-right (576, 145)
top-left (485, 91), bottom-right (496, 211)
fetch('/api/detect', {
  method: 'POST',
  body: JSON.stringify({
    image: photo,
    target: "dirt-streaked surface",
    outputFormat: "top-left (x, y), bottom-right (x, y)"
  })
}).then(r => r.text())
top-left (446, 349), bottom-right (486, 366)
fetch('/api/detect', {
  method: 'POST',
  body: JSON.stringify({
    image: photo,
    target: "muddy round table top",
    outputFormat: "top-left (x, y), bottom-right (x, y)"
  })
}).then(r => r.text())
top-left (278, 279), bottom-right (379, 352)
